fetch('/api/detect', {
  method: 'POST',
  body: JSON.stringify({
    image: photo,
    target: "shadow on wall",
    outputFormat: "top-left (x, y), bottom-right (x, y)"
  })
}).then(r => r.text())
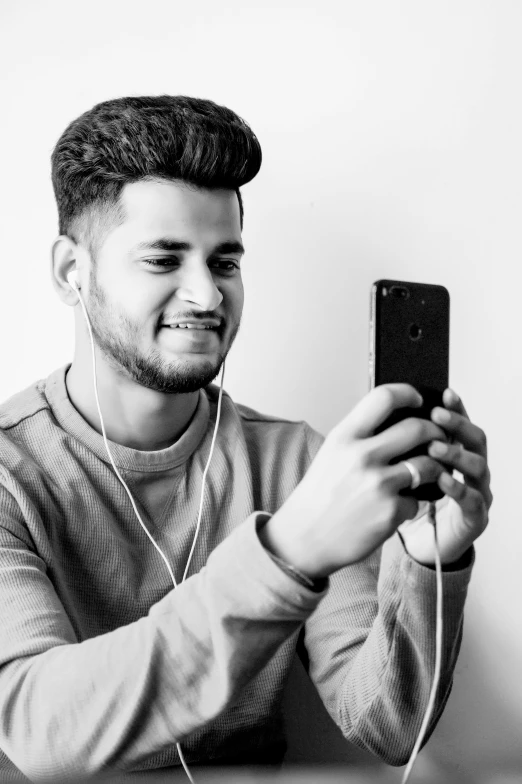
top-left (424, 623), bottom-right (522, 782)
top-left (282, 625), bottom-right (522, 783)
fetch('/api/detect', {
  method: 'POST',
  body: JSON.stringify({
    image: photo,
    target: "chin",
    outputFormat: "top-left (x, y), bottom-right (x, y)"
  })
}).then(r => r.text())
top-left (138, 355), bottom-right (224, 395)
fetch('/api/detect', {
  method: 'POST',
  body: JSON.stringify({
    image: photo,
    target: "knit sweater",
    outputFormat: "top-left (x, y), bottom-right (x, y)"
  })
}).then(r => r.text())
top-left (0, 364), bottom-right (473, 781)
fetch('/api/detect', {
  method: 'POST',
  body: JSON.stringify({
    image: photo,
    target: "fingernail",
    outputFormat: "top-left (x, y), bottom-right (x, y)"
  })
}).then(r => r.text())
top-left (433, 408), bottom-right (451, 424)
top-left (429, 441), bottom-right (447, 457)
top-left (439, 472), bottom-right (454, 488)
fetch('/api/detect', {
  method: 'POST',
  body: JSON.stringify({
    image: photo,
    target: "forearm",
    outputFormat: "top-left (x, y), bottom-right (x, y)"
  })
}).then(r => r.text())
top-left (305, 532), bottom-right (473, 765)
top-left (0, 513), bottom-right (325, 780)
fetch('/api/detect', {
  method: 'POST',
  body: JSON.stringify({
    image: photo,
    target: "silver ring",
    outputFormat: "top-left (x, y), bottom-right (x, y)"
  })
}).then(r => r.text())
top-left (403, 460), bottom-right (421, 490)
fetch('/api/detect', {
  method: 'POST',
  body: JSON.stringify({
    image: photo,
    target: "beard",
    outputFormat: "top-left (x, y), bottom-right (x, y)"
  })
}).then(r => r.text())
top-left (86, 271), bottom-right (241, 394)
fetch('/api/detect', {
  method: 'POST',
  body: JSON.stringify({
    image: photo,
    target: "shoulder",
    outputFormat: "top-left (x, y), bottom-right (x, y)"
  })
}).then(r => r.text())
top-left (0, 376), bottom-right (55, 506)
top-left (0, 377), bottom-right (50, 433)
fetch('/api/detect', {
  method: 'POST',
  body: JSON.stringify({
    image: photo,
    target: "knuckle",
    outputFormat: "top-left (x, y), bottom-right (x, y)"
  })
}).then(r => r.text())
top-left (368, 467), bottom-right (386, 492)
top-left (328, 424), bottom-right (352, 451)
top-left (356, 443), bottom-right (375, 469)
top-left (477, 458), bottom-right (489, 482)
top-left (374, 385), bottom-right (396, 411)
top-left (468, 490), bottom-right (484, 513)
top-left (476, 428), bottom-right (487, 450)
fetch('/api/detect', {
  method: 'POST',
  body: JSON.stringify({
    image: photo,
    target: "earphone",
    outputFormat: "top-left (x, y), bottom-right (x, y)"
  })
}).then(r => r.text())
top-left (68, 270), bottom-right (442, 784)
top-left (67, 270), bottom-right (80, 290)
top-left (69, 269), bottom-right (224, 784)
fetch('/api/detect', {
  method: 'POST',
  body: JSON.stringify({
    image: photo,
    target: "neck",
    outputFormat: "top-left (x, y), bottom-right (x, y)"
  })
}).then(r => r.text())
top-left (66, 353), bottom-right (201, 452)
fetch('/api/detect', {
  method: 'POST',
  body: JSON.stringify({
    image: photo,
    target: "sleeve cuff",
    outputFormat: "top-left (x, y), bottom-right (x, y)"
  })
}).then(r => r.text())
top-left (253, 512), bottom-right (329, 596)
top-left (381, 531), bottom-right (474, 595)
top-left (202, 512), bottom-right (329, 620)
top-left (255, 514), bottom-right (328, 594)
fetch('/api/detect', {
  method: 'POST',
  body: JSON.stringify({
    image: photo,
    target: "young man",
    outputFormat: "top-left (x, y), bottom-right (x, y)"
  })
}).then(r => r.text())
top-left (0, 96), bottom-right (492, 781)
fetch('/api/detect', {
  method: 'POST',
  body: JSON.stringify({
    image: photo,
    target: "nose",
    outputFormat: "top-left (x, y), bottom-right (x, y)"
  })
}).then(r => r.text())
top-left (175, 261), bottom-right (223, 311)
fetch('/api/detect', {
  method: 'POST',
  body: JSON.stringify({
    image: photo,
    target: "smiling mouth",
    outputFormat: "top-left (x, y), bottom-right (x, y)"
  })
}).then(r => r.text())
top-left (160, 325), bottom-right (220, 340)
top-left (163, 325), bottom-right (217, 331)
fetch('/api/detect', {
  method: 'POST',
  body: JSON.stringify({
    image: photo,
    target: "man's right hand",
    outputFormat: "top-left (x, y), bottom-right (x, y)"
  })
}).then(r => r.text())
top-left (259, 384), bottom-right (449, 580)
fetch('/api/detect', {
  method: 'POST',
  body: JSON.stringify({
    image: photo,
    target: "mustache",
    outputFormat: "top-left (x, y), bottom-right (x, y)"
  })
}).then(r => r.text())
top-left (161, 312), bottom-right (225, 328)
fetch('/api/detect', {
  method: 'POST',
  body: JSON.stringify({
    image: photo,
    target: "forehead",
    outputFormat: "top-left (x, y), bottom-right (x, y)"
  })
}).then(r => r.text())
top-left (118, 179), bottom-right (241, 241)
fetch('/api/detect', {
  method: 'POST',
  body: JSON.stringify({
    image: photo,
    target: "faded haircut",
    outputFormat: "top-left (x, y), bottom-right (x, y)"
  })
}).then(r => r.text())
top-left (51, 95), bottom-right (262, 257)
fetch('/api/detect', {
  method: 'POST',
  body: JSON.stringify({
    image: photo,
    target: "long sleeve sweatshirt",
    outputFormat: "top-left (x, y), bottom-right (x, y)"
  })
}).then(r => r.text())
top-left (0, 364), bottom-right (473, 781)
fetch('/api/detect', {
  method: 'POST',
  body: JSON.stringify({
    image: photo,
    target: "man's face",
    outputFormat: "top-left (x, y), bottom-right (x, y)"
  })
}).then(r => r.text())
top-left (84, 179), bottom-right (244, 394)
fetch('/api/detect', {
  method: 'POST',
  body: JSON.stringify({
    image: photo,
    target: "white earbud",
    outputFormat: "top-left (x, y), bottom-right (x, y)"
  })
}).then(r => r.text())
top-left (67, 270), bottom-right (80, 291)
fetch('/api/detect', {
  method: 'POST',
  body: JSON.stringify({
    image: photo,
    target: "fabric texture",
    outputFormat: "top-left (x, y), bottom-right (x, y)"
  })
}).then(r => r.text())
top-left (0, 365), bottom-right (474, 781)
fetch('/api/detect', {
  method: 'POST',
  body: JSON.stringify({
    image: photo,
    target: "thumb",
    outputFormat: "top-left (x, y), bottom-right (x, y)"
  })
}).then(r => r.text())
top-left (335, 384), bottom-right (424, 441)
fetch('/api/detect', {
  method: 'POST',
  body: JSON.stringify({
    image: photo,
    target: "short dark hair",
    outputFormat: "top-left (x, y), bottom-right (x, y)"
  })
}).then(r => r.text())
top-left (51, 95), bottom-right (262, 254)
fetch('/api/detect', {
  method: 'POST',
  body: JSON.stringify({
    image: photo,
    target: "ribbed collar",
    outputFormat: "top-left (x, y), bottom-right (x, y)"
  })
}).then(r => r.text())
top-left (44, 364), bottom-right (211, 472)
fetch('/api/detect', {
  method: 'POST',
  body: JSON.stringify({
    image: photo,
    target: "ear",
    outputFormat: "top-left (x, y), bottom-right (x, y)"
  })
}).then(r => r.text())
top-left (51, 236), bottom-right (87, 305)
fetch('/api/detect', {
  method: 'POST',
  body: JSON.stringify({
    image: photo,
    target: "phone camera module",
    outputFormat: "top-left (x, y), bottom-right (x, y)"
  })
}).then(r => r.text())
top-left (409, 323), bottom-right (423, 341)
top-left (390, 286), bottom-right (410, 300)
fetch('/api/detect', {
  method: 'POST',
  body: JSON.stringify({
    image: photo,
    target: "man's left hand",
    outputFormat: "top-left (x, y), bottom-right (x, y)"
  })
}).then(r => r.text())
top-left (399, 388), bottom-right (493, 567)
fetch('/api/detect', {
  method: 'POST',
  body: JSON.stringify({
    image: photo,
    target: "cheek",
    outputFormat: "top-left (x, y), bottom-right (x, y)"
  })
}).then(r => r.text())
top-left (93, 283), bottom-right (158, 336)
top-left (225, 278), bottom-right (244, 318)
top-left (114, 275), bottom-right (164, 318)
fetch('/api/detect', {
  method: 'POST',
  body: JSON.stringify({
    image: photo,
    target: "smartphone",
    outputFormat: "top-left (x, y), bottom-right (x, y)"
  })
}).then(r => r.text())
top-left (369, 279), bottom-right (450, 501)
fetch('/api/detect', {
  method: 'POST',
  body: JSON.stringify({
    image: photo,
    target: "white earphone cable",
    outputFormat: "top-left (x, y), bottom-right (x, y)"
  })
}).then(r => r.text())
top-left (400, 500), bottom-right (443, 784)
top-left (75, 283), bottom-right (226, 784)
top-left (183, 366), bottom-right (225, 583)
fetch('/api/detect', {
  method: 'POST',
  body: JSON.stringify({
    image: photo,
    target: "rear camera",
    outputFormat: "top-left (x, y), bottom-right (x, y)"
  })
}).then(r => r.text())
top-left (390, 286), bottom-right (410, 299)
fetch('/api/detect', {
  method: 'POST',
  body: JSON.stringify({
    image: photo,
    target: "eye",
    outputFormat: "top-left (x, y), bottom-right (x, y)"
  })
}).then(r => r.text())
top-left (141, 257), bottom-right (179, 268)
top-left (211, 260), bottom-right (240, 273)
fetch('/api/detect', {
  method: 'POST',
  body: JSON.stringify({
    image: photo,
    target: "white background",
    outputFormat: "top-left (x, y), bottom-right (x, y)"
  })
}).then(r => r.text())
top-left (1, 1), bottom-right (521, 781)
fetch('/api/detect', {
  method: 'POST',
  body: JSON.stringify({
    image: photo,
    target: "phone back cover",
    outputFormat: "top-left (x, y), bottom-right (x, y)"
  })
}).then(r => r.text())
top-left (371, 280), bottom-right (450, 501)
top-left (372, 279), bottom-right (450, 409)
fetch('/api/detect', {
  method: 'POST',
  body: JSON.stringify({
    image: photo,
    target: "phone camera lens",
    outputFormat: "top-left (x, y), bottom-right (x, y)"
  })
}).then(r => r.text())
top-left (409, 323), bottom-right (423, 341)
top-left (390, 286), bottom-right (410, 299)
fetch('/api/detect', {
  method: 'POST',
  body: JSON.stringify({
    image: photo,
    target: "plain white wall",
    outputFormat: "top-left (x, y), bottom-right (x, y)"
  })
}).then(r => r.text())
top-left (1, 1), bottom-right (521, 781)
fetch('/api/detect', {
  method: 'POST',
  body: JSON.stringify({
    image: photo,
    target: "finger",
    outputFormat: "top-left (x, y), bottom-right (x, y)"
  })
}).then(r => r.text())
top-left (428, 441), bottom-right (493, 509)
top-left (396, 495), bottom-right (420, 524)
top-left (383, 455), bottom-right (445, 494)
top-left (431, 407), bottom-right (488, 459)
top-left (369, 418), bottom-right (449, 464)
top-left (442, 388), bottom-right (469, 419)
top-left (340, 384), bottom-right (423, 440)
top-left (428, 441), bottom-right (488, 482)
top-left (438, 472), bottom-right (489, 534)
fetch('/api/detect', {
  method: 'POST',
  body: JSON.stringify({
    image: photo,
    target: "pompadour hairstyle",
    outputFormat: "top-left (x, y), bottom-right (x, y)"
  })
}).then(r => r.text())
top-left (51, 95), bottom-right (262, 253)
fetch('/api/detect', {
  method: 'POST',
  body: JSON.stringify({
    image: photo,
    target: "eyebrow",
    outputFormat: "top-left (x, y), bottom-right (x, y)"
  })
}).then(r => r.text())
top-left (133, 238), bottom-right (245, 256)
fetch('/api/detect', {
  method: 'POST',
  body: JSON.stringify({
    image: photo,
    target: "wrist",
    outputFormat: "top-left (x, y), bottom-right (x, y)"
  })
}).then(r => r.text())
top-left (439, 547), bottom-right (474, 572)
top-left (400, 532), bottom-right (474, 571)
top-left (258, 509), bottom-right (328, 581)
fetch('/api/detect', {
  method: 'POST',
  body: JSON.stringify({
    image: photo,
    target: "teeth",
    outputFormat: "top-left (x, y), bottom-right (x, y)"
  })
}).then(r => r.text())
top-left (169, 324), bottom-right (212, 330)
